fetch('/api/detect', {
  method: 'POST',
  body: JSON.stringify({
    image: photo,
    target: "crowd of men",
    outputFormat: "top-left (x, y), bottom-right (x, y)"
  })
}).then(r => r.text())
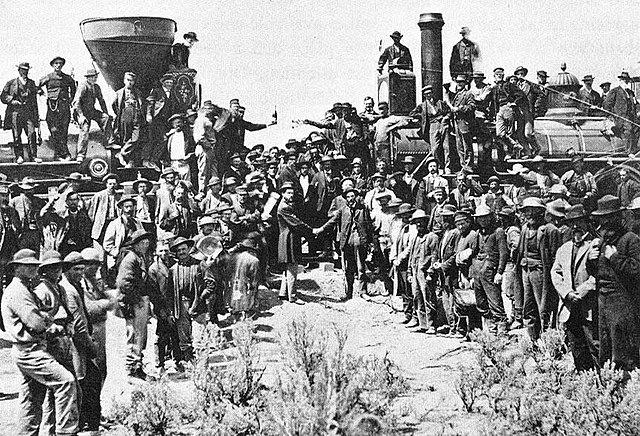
top-left (1, 28), bottom-right (640, 436)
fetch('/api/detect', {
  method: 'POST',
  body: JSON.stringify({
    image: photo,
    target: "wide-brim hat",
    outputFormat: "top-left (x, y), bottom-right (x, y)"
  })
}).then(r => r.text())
top-left (320, 155), bottom-right (334, 164)
top-left (196, 235), bottom-right (223, 258)
top-left (65, 172), bottom-right (89, 183)
top-left (390, 31), bottom-right (403, 39)
top-left (388, 198), bottom-right (403, 209)
top-left (471, 71), bottom-right (485, 79)
top-left (600, 82), bottom-right (611, 88)
top-left (487, 175), bottom-right (500, 184)
top-left (440, 204), bottom-right (458, 216)
top-left (17, 62), bottom-right (31, 70)
top-left (582, 75), bottom-right (595, 82)
top-left (170, 236), bottom-right (195, 252)
top-left (167, 113), bottom-right (185, 124)
top-left (198, 215), bottom-right (216, 227)
top-left (207, 176), bottom-right (221, 187)
top-left (50, 56), bottom-right (65, 66)
top-left (410, 209), bottom-right (429, 223)
top-left (395, 203), bottom-right (416, 216)
top-left (38, 250), bottom-right (70, 271)
top-left (84, 68), bottom-right (99, 77)
top-left (498, 206), bottom-right (515, 217)
top-left (80, 247), bottom-right (103, 264)
top-left (133, 177), bottom-right (153, 192)
top-left (521, 197), bottom-right (546, 209)
top-left (351, 157), bottom-right (363, 166)
top-left (63, 252), bottom-right (84, 267)
top-left (454, 75), bottom-right (468, 82)
top-left (537, 70), bottom-right (548, 78)
top-left (117, 195), bottom-right (136, 208)
top-left (370, 172), bottom-right (386, 181)
top-left (514, 66), bottom-right (528, 76)
top-left (342, 187), bottom-right (358, 198)
top-left (124, 230), bottom-right (153, 247)
top-left (161, 167), bottom-right (177, 178)
top-left (8, 249), bottom-right (40, 266)
top-left (279, 182), bottom-right (296, 193)
top-left (473, 205), bottom-right (492, 217)
top-left (426, 156), bottom-right (439, 167)
top-left (18, 177), bottom-right (38, 190)
top-left (592, 195), bottom-right (624, 217)
top-left (565, 205), bottom-right (588, 221)
top-left (546, 199), bottom-right (567, 218)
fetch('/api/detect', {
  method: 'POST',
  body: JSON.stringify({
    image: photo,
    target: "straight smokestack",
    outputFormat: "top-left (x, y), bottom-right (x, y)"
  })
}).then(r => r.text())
top-left (417, 13), bottom-right (445, 101)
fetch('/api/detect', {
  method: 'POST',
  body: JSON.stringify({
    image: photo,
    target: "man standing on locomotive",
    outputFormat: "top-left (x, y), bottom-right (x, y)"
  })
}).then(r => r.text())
top-left (112, 72), bottom-right (145, 167)
top-left (38, 56), bottom-right (76, 162)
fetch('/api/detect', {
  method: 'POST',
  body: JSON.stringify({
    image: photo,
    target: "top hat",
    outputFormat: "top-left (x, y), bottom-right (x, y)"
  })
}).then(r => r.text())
top-left (591, 195), bottom-right (624, 217)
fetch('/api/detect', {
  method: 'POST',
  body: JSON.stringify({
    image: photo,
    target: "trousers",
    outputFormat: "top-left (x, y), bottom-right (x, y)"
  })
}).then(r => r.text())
top-left (563, 311), bottom-right (599, 372)
top-left (411, 269), bottom-right (437, 329)
top-left (46, 102), bottom-right (71, 159)
top-left (124, 297), bottom-right (149, 373)
top-left (343, 243), bottom-right (367, 299)
top-left (12, 342), bottom-right (79, 436)
top-left (9, 111), bottom-right (37, 160)
top-left (474, 265), bottom-right (507, 323)
top-left (455, 126), bottom-right (474, 170)
top-left (279, 263), bottom-right (299, 301)
top-left (77, 111), bottom-right (112, 157)
top-left (196, 145), bottom-right (217, 195)
top-left (599, 291), bottom-right (640, 372)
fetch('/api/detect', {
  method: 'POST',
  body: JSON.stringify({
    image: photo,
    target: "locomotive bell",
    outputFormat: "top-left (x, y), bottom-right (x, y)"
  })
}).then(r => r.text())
top-left (546, 63), bottom-right (581, 117)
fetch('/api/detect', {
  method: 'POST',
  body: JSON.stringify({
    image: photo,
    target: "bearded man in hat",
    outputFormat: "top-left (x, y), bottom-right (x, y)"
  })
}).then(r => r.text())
top-left (415, 157), bottom-right (448, 213)
top-left (586, 195), bottom-right (640, 372)
top-left (410, 86), bottom-right (450, 170)
top-left (40, 190), bottom-right (92, 257)
top-left (617, 167), bottom-right (640, 208)
top-left (449, 27), bottom-right (481, 80)
top-left (158, 181), bottom-right (197, 239)
top-left (1, 62), bottom-right (40, 164)
top-left (112, 72), bottom-right (145, 167)
top-left (603, 70), bottom-right (639, 154)
top-left (117, 230), bottom-right (153, 379)
top-left (10, 177), bottom-right (45, 254)
top-left (88, 173), bottom-right (121, 259)
top-left (72, 68), bottom-right (113, 161)
top-left (551, 205), bottom-right (599, 371)
top-left (516, 197), bottom-right (560, 341)
top-left (364, 172), bottom-right (397, 212)
top-left (103, 195), bottom-right (144, 277)
top-left (38, 57), bottom-right (76, 161)
top-left (560, 154), bottom-right (598, 209)
top-left (481, 175), bottom-right (513, 215)
top-left (390, 203), bottom-right (417, 323)
top-left (166, 113), bottom-right (196, 182)
top-left (2, 249), bottom-right (79, 435)
top-left (145, 74), bottom-right (179, 171)
top-left (378, 31), bottom-right (413, 74)
top-left (473, 205), bottom-right (508, 333)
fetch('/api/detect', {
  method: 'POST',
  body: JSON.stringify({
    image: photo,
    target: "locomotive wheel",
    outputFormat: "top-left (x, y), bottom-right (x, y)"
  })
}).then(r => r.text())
top-left (87, 157), bottom-right (109, 180)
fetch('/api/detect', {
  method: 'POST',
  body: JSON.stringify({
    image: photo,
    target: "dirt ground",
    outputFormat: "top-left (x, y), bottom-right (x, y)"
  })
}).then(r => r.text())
top-left (0, 268), bottom-right (486, 436)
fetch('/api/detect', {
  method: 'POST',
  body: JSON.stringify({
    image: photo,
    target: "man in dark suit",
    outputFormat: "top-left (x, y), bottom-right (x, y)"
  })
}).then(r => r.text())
top-left (112, 72), bottom-right (145, 167)
top-left (410, 86), bottom-right (450, 170)
top-left (449, 75), bottom-right (476, 172)
top-left (72, 68), bottom-right (113, 161)
top-left (320, 187), bottom-right (377, 299)
top-left (1, 62), bottom-right (40, 164)
top-left (145, 74), bottom-right (178, 171)
top-left (38, 56), bottom-right (76, 162)
top-left (170, 31), bottom-right (198, 69)
top-left (603, 70), bottom-right (639, 154)
top-left (40, 191), bottom-right (92, 257)
top-left (449, 27), bottom-right (480, 80)
top-left (311, 155), bottom-right (339, 256)
top-left (378, 31), bottom-right (413, 74)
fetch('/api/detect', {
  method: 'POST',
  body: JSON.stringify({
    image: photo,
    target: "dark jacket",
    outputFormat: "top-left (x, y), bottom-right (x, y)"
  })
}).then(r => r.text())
top-left (277, 200), bottom-right (313, 264)
top-left (474, 226), bottom-right (508, 275)
top-left (1, 77), bottom-right (39, 129)
top-left (72, 80), bottom-right (108, 119)
top-left (378, 43), bottom-right (413, 72)
top-left (450, 89), bottom-right (475, 133)
top-left (146, 86), bottom-right (177, 120)
top-left (116, 249), bottom-right (148, 310)
top-left (311, 170), bottom-right (338, 212)
top-left (603, 86), bottom-right (638, 132)
top-left (38, 71), bottom-right (76, 102)
top-left (321, 202), bottom-right (377, 251)
top-left (41, 206), bottom-right (92, 257)
top-left (449, 39), bottom-right (479, 78)
top-left (409, 99), bottom-right (448, 141)
top-left (587, 230), bottom-right (640, 295)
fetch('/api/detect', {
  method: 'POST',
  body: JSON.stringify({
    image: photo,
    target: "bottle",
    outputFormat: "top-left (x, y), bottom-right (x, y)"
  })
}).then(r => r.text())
top-left (272, 106), bottom-right (277, 124)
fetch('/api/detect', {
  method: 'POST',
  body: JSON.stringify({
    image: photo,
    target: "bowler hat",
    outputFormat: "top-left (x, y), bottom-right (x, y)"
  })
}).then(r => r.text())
top-left (123, 230), bottom-right (153, 247)
top-left (50, 56), bottom-right (65, 66)
top-left (65, 172), bottom-right (89, 183)
top-left (390, 31), bottom-right (403, 39)
top-left (102, 173), bottom-right (119, 183)
top-left (582, 74), bottom-right (595, 82)
top-left (38, 250), bottom-right (69, 271)
top-left (410, 209), bottom-right (429, 222)
top-left (395, 203), bottom-right (416, 216)
top-left (8, 249), bottom-right (40, 266)
top-left (84, 68), bottom-right (99, 77)
top-left (123, 72), bottom-right (136, 80)
top-left (183, 31), bottom-right (199, 41)
top-left (279, 182), bottom-right (295, 193)
top-left (170, 237), bottom-right (194, 252)
top-left (546, 199), bottom-right (567, 218)
top-left (599, 82), bottom-right (611, 88)
top-left (16, 62), bottom-right (31, 70)
top-left (351, 157), bottom-right (363, 166)
top-left (440, 204), bottom-right (458, 216)
top-left (507, 163), bottom-right (528, 175)
top-left (591, 195), bottom-right (624, 217)
top-left (487, 175), bottom-right (500, 184)
top-left (564, 205), bottom-right (588, 221)
top-left (493, 67), bottom-right (505, 73)
top-left (521, 197), bottom-right (546, 209)
top-left (514, 66), bottom-right (528, 76)
top-left (320, 155), bottom-right (334, 164)
top-left (342, 187), bottom-right (358, 198)
top-left (537, 70), bottom-right (548, 78)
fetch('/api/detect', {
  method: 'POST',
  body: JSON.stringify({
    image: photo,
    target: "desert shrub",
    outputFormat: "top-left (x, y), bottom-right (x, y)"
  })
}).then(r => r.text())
top-left (455, 328), bottom-right (640, 436)
top-left (191, 321), bottom-right (266, 435)
top-left (266, 314), bottom-right (408, 436)
top-left (108, 380), bottom-right (183, 436)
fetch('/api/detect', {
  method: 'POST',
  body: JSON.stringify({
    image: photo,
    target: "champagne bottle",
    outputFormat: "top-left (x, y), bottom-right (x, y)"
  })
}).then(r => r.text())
top-left (272, 106), bottom-right (277, 124)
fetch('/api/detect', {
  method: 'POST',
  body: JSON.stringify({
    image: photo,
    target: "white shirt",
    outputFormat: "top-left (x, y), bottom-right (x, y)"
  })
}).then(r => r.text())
top-left (168, 131), bottom-right (187, 160)
top-left (300, 175), bottom-right (310, 198)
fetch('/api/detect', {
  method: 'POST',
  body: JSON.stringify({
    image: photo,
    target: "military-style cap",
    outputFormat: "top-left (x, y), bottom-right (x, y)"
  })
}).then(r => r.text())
top-left (421, 85), bottom-right (433, 92)
top-left (493, 67), bottom-right (505, 73)
top-left (160, 74), bottom-right (174, 83)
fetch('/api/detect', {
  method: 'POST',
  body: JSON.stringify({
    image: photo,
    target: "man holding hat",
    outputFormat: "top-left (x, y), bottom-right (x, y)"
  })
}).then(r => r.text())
top-left (449, 27), bottom-right (481, 80)
top-left (116, 230), bottom-right (153, 379)
top-left (1, 62), bottom-right (40, 164)
top-left (38, 56), bottom-right (76, 161)
top-left (145, 73), bottom-right (179, 171)
top-left (587, 195), bottom-right (640, 371)
top-left (1, 249), bottom-right (79, 435)
top-left (112, 72), bottom-right (145, 167)
top-left (603, 70), bottom-right (639, 154)
top-left (578, 74), bottom-right (602, 116)
top-left (550, 205), bottom-right (599, 371)
top-left (72, 68), bottom-right (113, 161)
top-left (378, 31), bottom-right (413, 74)
top-left (409, 86), bottom-right (450, 169)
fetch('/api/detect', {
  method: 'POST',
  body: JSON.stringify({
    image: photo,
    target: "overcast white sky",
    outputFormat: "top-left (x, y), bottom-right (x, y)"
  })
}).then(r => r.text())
top-left (1, 0), bottom-right (638, 147)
